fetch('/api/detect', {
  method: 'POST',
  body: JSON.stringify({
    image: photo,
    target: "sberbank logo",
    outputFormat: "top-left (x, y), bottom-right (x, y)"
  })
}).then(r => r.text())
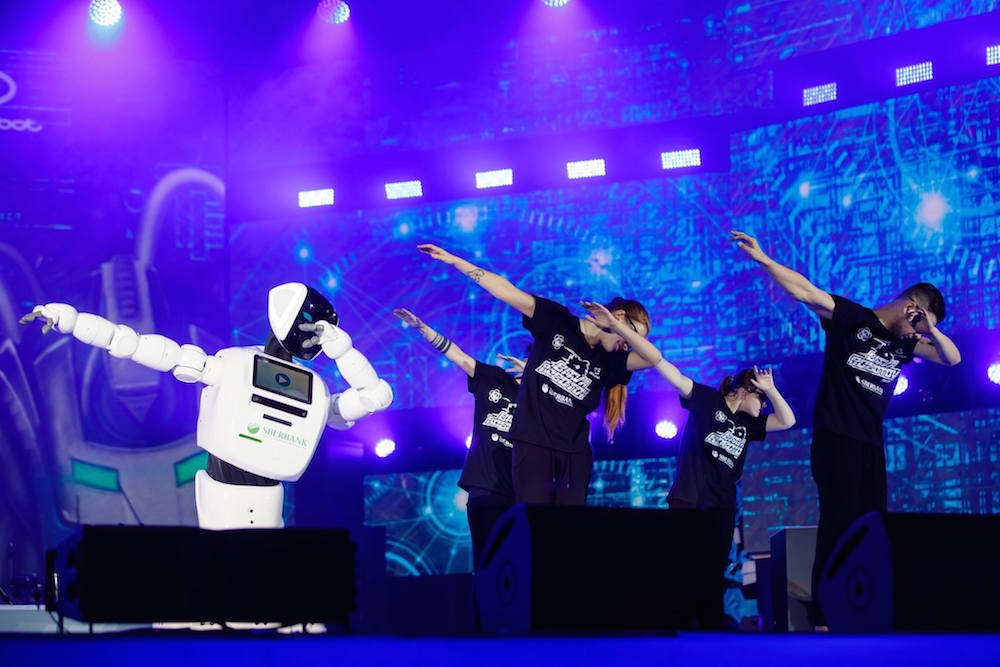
top-left (260, 424), bottom-right (308, 449)
top-left (247, 422), bottom-right (260, 434)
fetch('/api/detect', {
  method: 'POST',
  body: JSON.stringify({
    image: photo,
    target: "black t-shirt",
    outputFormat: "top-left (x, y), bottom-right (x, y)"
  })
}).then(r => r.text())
top-left (667, 382), bottom-right (767, 510)
top-left (814, 295), bottom-right (917, 444)
top-left (506, 297), bottom-right (633, 453)
top-left (457, 362), bottom-right (519, 498)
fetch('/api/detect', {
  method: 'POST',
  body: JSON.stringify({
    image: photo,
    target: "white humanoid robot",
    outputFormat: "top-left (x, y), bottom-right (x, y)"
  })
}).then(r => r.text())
top-left (21, 282), bottom-right (392, 530)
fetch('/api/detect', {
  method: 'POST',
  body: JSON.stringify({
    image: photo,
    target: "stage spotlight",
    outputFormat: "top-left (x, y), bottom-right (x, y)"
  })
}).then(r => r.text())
top-left (298, 188), bottom-right (334, 208)
top-left (385, 180), bottom-right (423, 200)
top-left (475, 168), bottom-right (513, 189)
top-left (316, 0), bottom-right (350, 25)
top-left (542, 0), bottom-right (571, 7)
top-left (374, 438), bottom-right (396, 458)
top-left (566, 158), bottom-right (605, 180)
top-left (655, 420), bottom-right (678, 440)
top-left (988, 45), bottom-right (1000, 66)
top-left (895, 61), bottom-right (933, 87)
top-left (894, 375), bottom-right (909, 396)
top-left (88, 0), bottom-right (123, 27)
top-left (660, 149), bottom-right (701, 170)
top-left (465, 434), bottom-right (473, 449)
top-left (988, 362), bottom-right (1000, 385)
top-left (803, 82), bottom-right (837, 107)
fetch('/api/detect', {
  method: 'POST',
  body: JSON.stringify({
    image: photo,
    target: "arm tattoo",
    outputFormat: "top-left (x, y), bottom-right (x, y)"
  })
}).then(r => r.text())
top-left (466, 269), bottom-right (485, 284)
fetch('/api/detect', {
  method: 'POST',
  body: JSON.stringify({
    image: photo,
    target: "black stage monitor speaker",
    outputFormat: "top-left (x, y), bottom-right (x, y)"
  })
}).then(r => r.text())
top-left (46, 525), bottom-right (356, 626)
top-left (476, 504), bottom-right (723, 634)
top-left (818, 511), bottom-right (1000, 633)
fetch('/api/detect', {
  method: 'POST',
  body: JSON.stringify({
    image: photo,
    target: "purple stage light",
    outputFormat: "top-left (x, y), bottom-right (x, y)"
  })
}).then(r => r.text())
top-left (385, 180), bottom-right (423, 200)
top-left (803, 82), bottom-right (837, 107)
top-left (988, 45), bottom-right (1000, 66)
top-left (655, 420), bottom-right (678, 440)
top-left (542, 0), bottom-right (571, 7)
top-left (374, 438), bottom-right (396, 458)
top-left (475, 168), bottom-right (513, 189)
top-left (988, 363), bottom-right (1000, 385)
top-left (894, 375), bottom-right (909, 396)
top-left (89, 0), bottom-right (123, 27)
top-left (660, 149), bottom-right (701, 170)
top-left (566, 158), bottom-right (605, 180)
top-left (316, 0), bottom-right (350, 25)
top-left (895, 61), bottom-right (933, 87)
top-left (465, 434), bottom-right (472, 449)
top-left (298, 188), bottom-right (334, 208)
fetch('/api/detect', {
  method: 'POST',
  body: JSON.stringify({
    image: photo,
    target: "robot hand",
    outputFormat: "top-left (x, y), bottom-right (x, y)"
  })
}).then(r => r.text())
top-left (299, 321), bottom-right (352, 359)
top-left (19, 303), bottom-right (79, 335)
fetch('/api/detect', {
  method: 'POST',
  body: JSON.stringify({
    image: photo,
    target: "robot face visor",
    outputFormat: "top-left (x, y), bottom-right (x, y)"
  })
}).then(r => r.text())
top-left (280, 286), bottom-right (338, 361)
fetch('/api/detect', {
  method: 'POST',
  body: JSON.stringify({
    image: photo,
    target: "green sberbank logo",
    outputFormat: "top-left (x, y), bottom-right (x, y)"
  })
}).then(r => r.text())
top-left (247, 422), bottom-right (260, 434)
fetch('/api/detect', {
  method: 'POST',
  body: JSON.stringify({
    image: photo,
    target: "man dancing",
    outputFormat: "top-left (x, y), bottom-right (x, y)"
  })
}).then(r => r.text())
top-left (730, 231), bottom-right (961, 628)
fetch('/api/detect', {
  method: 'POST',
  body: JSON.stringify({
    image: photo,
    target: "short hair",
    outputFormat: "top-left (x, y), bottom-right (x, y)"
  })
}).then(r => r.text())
top-left (899, 282), bottom-right (946, 323)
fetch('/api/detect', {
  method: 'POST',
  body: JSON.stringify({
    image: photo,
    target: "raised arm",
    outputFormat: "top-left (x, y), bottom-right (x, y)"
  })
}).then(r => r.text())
top-left (730, 231), bottom-right (836, 320)
top-left (582, 301), bottom-right (695, 399)
top-left (906, 305), bottom-right (962, 367)
top-left (298, 320), bottom-right (393, 431)
top-left (418, 244), bottom-right (536, 318)
top-left (393, 308), bottom-right (476, 377)
top-left (749, 366), bottom-right (797, 432)
top-left (20, 302), bottom-right (219, 384)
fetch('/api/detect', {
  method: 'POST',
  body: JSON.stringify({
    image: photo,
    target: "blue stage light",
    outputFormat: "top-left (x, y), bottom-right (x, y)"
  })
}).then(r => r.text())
top-left (374, 438), bottom-right (396, 458)
top-left (803, 82), bottom-right (837, 107)
top-left (385, 180), bottom-right (423, 200)
top-left (88, 0), bottom-right (123, 27)
top-left (298, 188), bottom-right (334, 208)
top-left (566, 158), bottom-right (605, 180)
top-left (465, 434), bottom-right (472, 449)
top-left (988, 363), bottom-right (1000, 385)
top-left (893, 375), bottom-right (909, 396)
top-left (655, 420), bottom-right (678, 439)
top-left (896, 61), bottom-right (933, 87)
top-left (316, 0), bottom-right (350, 25)
top-left (542, 0), bottom-right (571, 7)
top-left (988, 45), bottom-right (1000, 66)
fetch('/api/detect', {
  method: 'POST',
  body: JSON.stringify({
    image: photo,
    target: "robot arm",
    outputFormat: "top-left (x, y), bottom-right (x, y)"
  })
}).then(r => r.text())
top-left (304, 321), bottom-right (393, 430)
top-left (20, 303), bottom-right (220, 385)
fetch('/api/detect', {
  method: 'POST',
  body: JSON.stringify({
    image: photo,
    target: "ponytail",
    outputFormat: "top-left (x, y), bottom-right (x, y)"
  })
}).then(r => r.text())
top-left (604, 384), bottom-right (628, 440)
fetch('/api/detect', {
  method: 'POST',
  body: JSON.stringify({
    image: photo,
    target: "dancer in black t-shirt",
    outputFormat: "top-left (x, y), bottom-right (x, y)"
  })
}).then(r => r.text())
top-left (418, 244), bottom-right (655, 505)
top-left (583, 301), bottom-right (797, 568)
top-left (730, 231), bottom-right (961, 628)
top-left (394, 308), bottom-right (524, 568)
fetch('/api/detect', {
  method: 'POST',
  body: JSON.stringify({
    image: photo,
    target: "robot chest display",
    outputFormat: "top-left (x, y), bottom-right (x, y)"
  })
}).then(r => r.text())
top-left (196, 348), bottom-right (331, 482)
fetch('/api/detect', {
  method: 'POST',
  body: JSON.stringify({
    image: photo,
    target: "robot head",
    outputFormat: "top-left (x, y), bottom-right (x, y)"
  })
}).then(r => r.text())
top-left (267, 282), bottom-right (338, 361)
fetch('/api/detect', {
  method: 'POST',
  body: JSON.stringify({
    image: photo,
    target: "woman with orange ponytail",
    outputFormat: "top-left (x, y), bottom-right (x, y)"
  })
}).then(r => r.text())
top-left (418, 244), bottom-right (654, 505)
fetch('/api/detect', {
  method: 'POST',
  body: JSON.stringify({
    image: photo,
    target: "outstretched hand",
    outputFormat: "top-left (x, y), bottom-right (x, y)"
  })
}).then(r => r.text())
top-left (749, 365), bottom-right (775, 392)
top-left (19, 306), bottom-right (56, 334)
top-left (730, 231), bottom-right (770, 265)
top-left (581, 300), bottom-right (621, 332)
top-left (393, 308), bottom-right (425, 332)
top-left (417, 244), bottom-right (458, 265)
top-left (496, 353), bottom-right (526, 375)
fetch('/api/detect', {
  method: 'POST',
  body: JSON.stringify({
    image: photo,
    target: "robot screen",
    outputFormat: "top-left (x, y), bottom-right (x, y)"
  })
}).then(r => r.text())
top-left (252, 355), bottom-right (313, 404)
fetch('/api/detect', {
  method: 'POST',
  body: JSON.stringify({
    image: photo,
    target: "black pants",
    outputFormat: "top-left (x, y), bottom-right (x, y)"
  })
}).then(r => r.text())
top-left (466, 489), bottom-right (514, 570)
top-left (669, 499), bottom-right (736, 575)
top-left (810, 428), bottom-right (887, 626)
top-left (511, 440), bottom-right (592, 505)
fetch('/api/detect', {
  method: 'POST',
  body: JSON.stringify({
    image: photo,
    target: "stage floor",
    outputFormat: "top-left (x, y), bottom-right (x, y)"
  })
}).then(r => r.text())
top-left (2, 632), bottom-right (999, 667)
